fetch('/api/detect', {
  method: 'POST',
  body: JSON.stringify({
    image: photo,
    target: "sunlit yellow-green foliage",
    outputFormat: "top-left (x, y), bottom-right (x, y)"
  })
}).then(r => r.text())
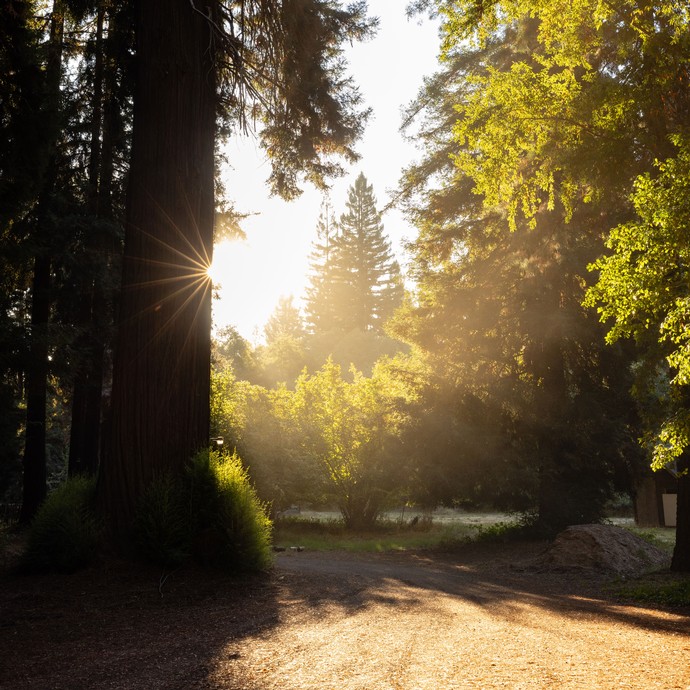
top-left (441, 0), bottom-right (689, 229)
top-left (210, 357), bottom-right (415, 528)
top-left (453, 62), bottom-right (585, 229)
top-left (210, 366), bottom-right (252, 451)
top-left (211, 367), bottom-right (314, 510)
top-left (442, 0), bottom-right (689, 55)
top-left (289, 359), bottom-right (409, 528)
top-left (206, 450), bottom-right (273, 572)
top-left (586, 137), bottom-right (690, 468)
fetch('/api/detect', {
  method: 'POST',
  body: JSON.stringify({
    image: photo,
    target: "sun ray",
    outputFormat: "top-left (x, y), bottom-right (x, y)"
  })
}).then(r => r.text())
top-left (144, 186), bottom-right (214, 269)
top-left (115, 194), bottom-right (218, 367)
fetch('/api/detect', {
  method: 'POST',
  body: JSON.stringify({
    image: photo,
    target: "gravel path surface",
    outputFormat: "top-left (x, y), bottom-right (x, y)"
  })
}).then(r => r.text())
top-left (219, 546), bottom-right (690, 690)
top-left (2, 542), bottom-right (689, 689)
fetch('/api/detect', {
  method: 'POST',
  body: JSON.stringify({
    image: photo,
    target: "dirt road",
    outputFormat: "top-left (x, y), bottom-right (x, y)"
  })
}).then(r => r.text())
top-left (2, 542), bottom-right (689, 689)
top-left (217, 545), bottom-right (690, 690)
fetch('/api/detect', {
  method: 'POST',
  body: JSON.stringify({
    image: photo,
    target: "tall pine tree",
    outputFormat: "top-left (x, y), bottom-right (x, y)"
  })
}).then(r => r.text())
top-left (257, 296), bottom-right (307, 387)
top-left (1, 2), bottom-right (133, 517)
top-left (18, 0), bottom-right (66, 522)
top-left (307, 173), bottom-right (402, 335)
top-left (0, 0), bottom-right (49, 510)
top-left (65, 3), bottom-right (132, 478)
top-left (305, 199), bottom-right (340, 334)
top-left (429, 0), bottom-right (690, 558)
top-left (391, 5), bottom-right (646, 533)
top-left (333, 173), bottom-right (402, 332)
top-left (264, 296), bottom-right (305, 345)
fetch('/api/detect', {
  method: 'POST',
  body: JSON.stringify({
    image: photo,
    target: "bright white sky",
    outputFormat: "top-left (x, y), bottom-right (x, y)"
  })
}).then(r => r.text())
top-left (211, 2), bottom-right (440, 342)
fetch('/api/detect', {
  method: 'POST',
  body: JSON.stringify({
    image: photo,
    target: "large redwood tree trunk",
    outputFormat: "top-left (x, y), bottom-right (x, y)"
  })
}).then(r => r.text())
top-left (100, 0), bottom-right (216, 535)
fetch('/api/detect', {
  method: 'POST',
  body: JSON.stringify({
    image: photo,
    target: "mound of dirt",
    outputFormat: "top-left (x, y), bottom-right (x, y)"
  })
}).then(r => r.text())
top-left (537, 524), bottom-right (671, 576)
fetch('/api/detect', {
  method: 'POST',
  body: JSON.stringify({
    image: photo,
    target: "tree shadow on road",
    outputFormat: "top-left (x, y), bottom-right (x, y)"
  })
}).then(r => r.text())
top-left (274, 541), bottom-right (690, 637)
top-left (0, 558), bottom-right (282, 690)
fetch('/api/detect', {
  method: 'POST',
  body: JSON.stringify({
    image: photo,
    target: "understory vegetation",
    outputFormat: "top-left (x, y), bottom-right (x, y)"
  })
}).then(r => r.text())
top-left (272, 512), bottom-right (490, 553)
top-left (270, 510), bottom-right (675, 553)
top-left (20, 476), bottom-right (101, 573)
top-left (610, 574), bottom-right (690, 608)
top-left (20, 451), bottom-right (272, 574)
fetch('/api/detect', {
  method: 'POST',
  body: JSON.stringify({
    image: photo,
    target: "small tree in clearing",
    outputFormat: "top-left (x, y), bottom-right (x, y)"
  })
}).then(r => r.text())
top-left (291, 359), bottom-right (405, 529)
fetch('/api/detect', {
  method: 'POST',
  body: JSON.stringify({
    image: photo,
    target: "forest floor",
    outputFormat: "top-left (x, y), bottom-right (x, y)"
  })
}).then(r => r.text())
top-left (1, 539), bottom-right (689, 690)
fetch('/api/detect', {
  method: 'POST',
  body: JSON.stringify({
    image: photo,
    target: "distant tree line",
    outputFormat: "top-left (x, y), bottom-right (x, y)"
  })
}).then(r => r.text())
top-left (214, 172), bottom-right (406, 386)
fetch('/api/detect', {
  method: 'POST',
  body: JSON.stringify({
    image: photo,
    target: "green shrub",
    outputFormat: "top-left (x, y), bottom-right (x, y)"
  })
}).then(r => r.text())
top-left (133, 450), bottom-right (273, 572)
top-left (472, 520), bottom-right (526, 543)
top-left (190, 450), bottom-right (273, 572)
top-left (21, 476), bottom-right (101, 573)
top-left (132, 474), bottom-right (191, 567)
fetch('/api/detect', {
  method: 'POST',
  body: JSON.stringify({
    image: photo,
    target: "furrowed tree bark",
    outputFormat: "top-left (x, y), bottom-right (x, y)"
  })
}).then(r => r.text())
top-left (100, 0), bottom-right (216, 535)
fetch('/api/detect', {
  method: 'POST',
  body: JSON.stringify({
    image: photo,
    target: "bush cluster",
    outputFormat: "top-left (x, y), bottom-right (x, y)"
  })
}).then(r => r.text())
top-left (133, 450), bottom-right (273, 572)
top-left (20, 451), bottom-right (272, 574)
top-left (21, 476), bottom-right (101, 573)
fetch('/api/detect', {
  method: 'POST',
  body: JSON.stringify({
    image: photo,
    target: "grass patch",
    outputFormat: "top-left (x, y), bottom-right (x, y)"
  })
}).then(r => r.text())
top-left (603, 524), bottom-right (684, 608)
top-left (272, 514), bottom-right (522, 552)
top-left (471, 520), bottom-right (530, 543)
top-left (610, 572), bottom-right (690, 608)
top-left (605, 519), bottom-right (677, 554)
top-left (624, 527), bottom-right (676, 553)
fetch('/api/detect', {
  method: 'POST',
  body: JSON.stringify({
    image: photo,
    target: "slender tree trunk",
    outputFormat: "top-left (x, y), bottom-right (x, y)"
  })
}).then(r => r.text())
top-left (67, 4), bottom-right (124, 477)
top-left (68, 327), bottom-right (106, 477)
top-left (671, 454), bottom-right (690, 572)
top-left (534, 340), bottom-right (569, 534)
top-left (69, 6), bottom-right (105, 477)
top-left (19, 1), bottom-right (65, 522)
top-left (100, 0), bottom-right (216, 535)
top-left (19, 254), bottom-right (50, 522)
